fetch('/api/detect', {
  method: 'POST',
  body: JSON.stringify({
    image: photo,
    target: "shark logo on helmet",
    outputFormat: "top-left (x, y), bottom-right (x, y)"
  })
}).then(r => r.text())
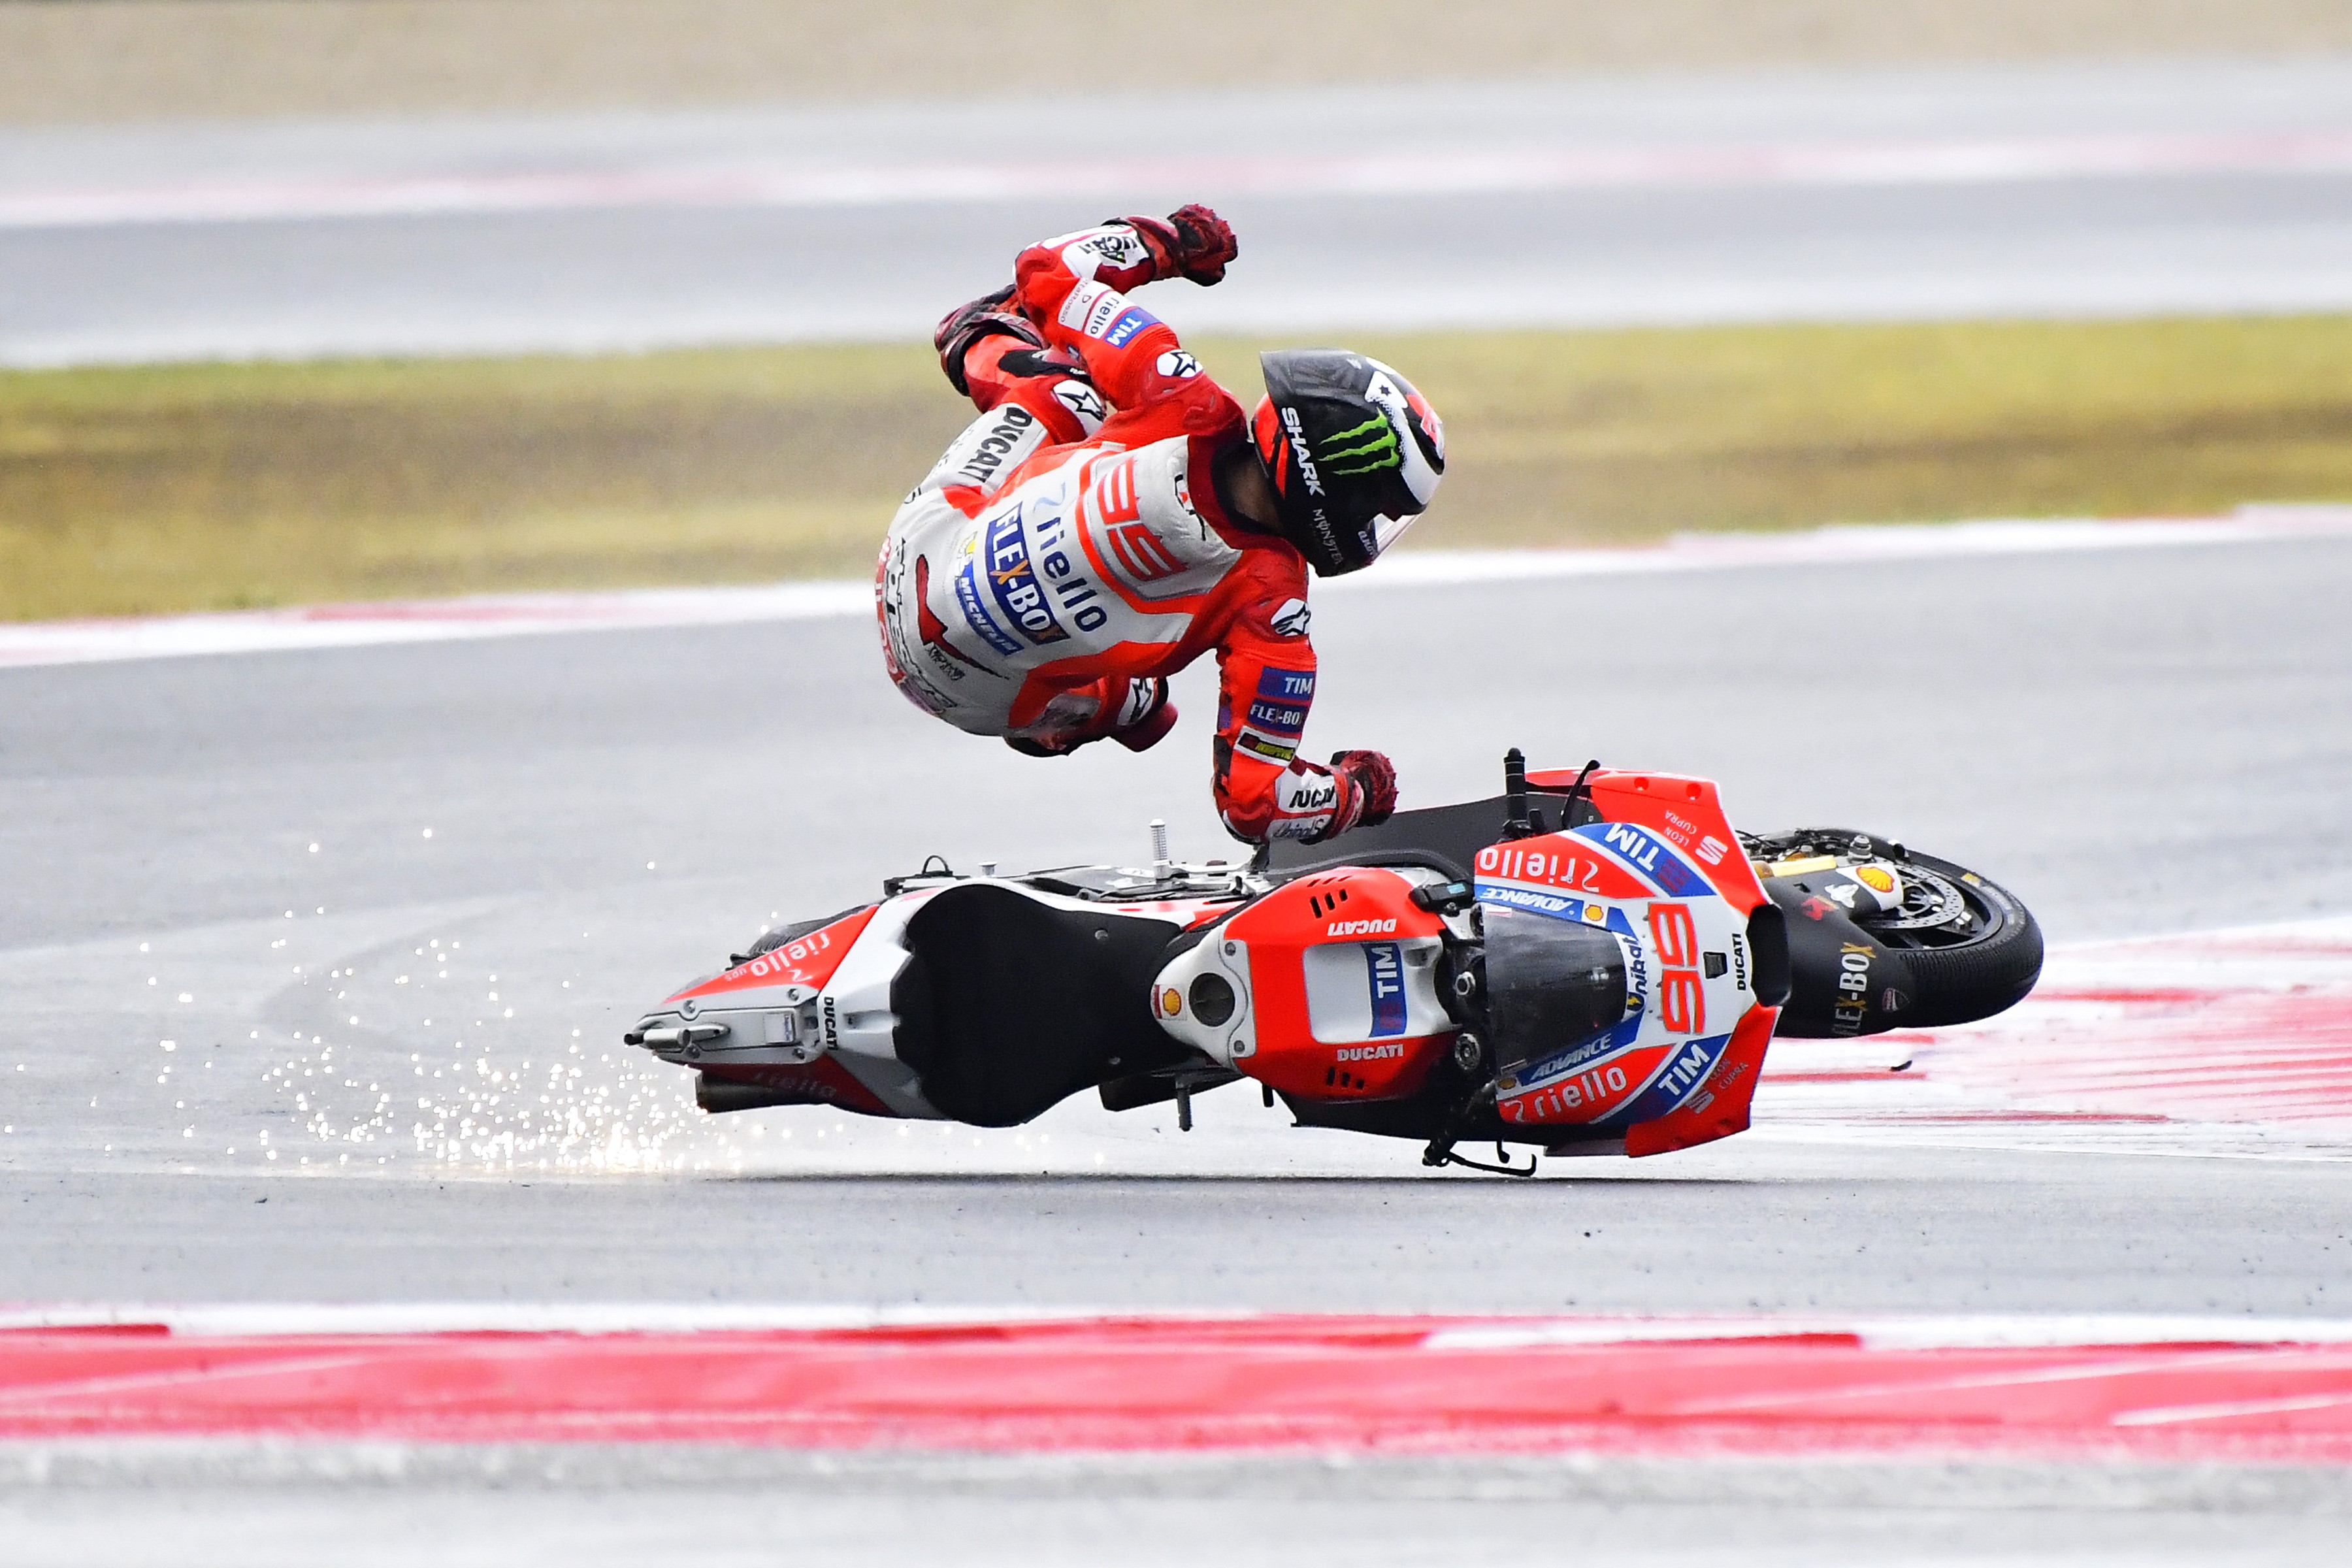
top-left (1279, 407), bottom-right (1327, 498)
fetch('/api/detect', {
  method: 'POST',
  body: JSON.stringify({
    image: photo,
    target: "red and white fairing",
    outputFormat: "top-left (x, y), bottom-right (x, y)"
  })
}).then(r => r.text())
top-left (1478, 769), bottom-right (1780, 1154)
top-left (1152, 866), bottom-right (1462, 1103)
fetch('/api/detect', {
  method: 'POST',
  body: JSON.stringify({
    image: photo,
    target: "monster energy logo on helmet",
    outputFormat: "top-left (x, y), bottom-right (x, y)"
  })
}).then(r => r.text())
top-left (1255, 347), bottom-right (1447, 578)
top-left (1316, 414), bottom-right (1403, 476)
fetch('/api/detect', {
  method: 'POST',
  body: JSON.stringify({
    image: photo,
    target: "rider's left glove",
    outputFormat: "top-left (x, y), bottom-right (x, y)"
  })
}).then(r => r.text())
top-left (932, 286), bottom-right (1037, 397)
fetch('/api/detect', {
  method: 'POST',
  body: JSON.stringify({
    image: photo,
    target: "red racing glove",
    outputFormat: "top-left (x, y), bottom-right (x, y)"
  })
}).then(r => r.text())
top-left (1330, 749), bottom-right (1398, 829)
top-left (932, 286), bottom-right (1033, 397)
top-left (1115, 203), bottom-right (1239, 286)
top-left (1294, 750), bottom-right (1397, 843)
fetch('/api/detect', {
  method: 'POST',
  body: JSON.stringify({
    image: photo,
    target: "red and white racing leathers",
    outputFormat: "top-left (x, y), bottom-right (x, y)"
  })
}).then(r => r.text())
top-left (879, 223), bottom-right (1351, 843)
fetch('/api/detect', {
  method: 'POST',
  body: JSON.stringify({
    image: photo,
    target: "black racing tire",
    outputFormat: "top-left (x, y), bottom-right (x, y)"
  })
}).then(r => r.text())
top-left (1882, 849), bottom-right (2044, 1027)
top-left (1753, 828), bottom-right (2044, 1031)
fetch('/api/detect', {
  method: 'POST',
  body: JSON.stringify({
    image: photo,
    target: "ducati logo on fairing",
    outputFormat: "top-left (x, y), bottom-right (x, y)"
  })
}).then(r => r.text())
top-left (1336, 1041), bottom-right (1404, 1064)
top-left (1326, 919), bottom-right (1397, 936)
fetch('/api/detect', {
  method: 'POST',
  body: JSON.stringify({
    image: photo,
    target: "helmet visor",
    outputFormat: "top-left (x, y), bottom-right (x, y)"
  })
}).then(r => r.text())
top-left (1370, 512), bottom-right (1420, 561)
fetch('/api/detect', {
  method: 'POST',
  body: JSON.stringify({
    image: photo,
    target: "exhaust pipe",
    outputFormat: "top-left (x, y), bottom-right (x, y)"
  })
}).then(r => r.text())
top-left (695, 1074), bottom-right (808, 1115)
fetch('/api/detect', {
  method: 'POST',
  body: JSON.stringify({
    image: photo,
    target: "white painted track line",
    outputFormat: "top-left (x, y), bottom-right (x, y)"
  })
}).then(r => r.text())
top-left (10, 129), bottom-right (2352, 232)
top-left (6, 1301), bottom-right (2351, 1350)
top-left (6, 508), bottom-right (2347, 671)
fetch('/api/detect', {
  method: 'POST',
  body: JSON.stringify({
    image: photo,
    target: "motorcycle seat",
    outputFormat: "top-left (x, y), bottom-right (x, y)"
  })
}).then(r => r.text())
top-left (890, 883), bottom-right (1196, 1126)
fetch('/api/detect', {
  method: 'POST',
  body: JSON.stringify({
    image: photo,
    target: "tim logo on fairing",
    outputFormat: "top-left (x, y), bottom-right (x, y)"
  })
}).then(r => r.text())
top-left (1584, 823), bottom-right (1712, 897)
top-left (1365, 943), bottom-right (1407, 1037)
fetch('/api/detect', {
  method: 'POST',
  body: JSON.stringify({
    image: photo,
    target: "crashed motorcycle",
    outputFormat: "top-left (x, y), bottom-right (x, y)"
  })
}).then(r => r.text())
top-left (626, 754), bottom-right (2042, 1171)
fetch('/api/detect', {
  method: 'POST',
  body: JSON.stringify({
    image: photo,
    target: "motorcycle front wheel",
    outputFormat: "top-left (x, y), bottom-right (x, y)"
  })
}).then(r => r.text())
top-left (1752, 829), bottom-right (2044, 1030)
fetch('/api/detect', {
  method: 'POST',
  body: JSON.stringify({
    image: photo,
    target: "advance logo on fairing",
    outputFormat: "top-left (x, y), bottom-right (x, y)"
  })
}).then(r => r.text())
top-left (1365, 942), bottom-right (1407, 1037)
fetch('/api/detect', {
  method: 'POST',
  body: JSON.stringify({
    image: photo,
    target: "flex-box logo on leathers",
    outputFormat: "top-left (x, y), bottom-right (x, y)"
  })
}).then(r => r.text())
top-left (1364, 942), bottom-right (1407, 1037)
top-left (984, 506), bottom-right (1067, 644)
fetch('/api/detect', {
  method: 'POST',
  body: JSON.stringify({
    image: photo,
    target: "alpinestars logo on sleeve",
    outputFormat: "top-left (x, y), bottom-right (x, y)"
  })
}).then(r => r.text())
top-left (1317, 414), bottom-right (1403, 476)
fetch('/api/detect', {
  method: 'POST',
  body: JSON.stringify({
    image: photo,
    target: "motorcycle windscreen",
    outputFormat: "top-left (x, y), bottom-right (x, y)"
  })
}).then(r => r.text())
top-left (1482, 904), bottom-right (1634, 1080)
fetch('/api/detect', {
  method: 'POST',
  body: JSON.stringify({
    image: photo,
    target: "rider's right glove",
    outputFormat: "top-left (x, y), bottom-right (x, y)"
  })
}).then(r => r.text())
top-left (1330, 749), bottom-right (1398, 828)
top-left (1299, 749), bottom-right (1399, 843)
top-left (1113, 203), bottom-right (1239, 286)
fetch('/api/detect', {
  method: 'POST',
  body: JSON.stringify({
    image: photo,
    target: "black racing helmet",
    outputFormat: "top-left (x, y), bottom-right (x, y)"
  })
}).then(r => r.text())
top-left (1250, 350), bottom-right (1446, 577)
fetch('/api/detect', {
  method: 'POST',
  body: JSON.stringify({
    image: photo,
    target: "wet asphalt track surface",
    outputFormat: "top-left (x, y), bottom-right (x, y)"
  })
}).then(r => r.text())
top-left (4, 535), bottom-right (2351, 1563)
top-left (7, 56), bottom-right (2352, 363)
top-left (5, 533), bottom-right (2351, 1292)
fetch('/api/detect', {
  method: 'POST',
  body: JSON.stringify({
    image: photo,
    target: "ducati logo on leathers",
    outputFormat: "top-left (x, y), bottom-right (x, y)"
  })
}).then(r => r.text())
top-left (950, 404), bottom-right (1037, 489)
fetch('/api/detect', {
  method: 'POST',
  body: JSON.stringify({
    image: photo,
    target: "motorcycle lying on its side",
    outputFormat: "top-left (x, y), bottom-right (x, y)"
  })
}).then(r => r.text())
top-left (625, 753), bottom-right (2042, 1171)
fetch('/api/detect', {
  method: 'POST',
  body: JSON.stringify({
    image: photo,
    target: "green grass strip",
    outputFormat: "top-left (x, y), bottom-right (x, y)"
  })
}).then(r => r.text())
top-left (3, 316), bottom-right (2349, 621)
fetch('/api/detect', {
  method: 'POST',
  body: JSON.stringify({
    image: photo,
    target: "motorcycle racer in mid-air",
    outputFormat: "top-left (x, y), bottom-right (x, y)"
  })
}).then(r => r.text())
top-left (878, 203), bottom-right (1448, 844)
